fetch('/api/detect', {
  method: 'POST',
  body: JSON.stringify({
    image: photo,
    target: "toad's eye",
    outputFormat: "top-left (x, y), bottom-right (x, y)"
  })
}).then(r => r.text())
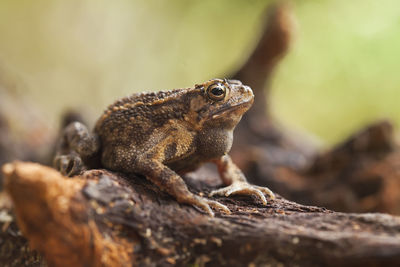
top-left (206, 83), bottom-right (226, 101)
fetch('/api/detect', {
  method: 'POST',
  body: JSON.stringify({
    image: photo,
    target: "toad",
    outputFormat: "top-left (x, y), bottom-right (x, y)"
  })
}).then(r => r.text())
top-left (54, 79), bottom-right (274, 216)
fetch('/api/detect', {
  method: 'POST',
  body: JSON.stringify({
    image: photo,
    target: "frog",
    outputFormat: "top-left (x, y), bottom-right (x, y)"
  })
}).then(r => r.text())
top-left (54, 78), bottom-right (275, 216)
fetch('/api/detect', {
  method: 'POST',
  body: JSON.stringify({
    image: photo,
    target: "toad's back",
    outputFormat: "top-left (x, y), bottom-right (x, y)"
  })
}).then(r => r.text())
top-left (95, 89), bottom-right (190, 147)
top-left (93, 87), bottom-right (206, 172)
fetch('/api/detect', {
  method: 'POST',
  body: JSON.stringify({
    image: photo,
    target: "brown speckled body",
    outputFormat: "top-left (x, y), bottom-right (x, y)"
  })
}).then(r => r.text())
top-left (54, 79), bottom-right (274, 216)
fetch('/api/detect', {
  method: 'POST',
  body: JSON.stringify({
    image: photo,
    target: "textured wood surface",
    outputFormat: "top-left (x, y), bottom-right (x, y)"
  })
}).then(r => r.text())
top-left (3, 162), bottom-right (400, 267)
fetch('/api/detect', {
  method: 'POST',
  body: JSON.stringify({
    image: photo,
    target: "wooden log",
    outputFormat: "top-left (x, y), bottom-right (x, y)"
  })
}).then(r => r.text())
top-left (0, 193), bottom-right (45, 266)
top-left (3, 162), bottom-right (400, 266)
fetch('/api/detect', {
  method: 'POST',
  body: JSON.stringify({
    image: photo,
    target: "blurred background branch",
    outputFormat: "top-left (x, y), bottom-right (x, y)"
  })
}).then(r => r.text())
top-left (0, 0), bottom-right (399, 144)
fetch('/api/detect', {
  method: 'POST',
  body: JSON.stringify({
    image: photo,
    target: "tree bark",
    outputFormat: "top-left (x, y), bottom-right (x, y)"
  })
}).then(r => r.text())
top-left (2, 162), bottom-right (400, 267)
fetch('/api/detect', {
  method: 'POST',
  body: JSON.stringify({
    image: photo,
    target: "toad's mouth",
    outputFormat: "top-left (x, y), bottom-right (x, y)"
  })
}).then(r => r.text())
top-left (209, 100), bottom-right (253, 118)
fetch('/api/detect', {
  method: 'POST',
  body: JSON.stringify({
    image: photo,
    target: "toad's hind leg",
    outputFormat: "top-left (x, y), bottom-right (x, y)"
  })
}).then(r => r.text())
top-left (54, 121), bottom-right (100, 176)
top-left (135, 155), bottom-right (231, 217)
top-left (209, 155), bottom-right (275, 205)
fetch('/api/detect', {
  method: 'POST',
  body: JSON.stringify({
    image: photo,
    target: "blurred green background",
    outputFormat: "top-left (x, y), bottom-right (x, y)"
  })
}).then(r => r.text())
top-left (0, 0), bottom-right (399, 145)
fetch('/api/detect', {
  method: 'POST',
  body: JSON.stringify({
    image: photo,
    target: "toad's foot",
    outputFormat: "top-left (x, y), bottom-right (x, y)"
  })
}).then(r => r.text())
top-left (183, 195), bottom-right (231, 217)
top-left (209, 182), bottom-right (275, 205)
top-left (53, 153), bottom-right (86, 177)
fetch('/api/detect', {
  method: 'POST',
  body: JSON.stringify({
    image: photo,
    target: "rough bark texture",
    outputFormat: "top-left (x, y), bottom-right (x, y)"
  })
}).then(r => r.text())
top-left (3, 162), bottom-right (400, 267)
top-left (0, 193), bottom-right (45, 267)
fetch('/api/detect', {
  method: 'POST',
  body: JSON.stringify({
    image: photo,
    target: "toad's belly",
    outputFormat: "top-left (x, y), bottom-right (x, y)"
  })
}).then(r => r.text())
top-left (166, 130), bottom-right (233, 173)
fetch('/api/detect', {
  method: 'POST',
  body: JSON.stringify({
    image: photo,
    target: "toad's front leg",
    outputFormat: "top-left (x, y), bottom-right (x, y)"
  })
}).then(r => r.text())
top-left (210, 155), bottom-right (275, 205)
top-left (54, 122), bottom-right (100, 176)
top-left (135, 155), bottom-right (231, 217)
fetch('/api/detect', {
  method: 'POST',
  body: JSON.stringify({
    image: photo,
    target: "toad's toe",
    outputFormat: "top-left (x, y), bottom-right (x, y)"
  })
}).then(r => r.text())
top-left (209, 182), bottom-right (274, 205)
top-left (188, 196), bottom-right (231, 217)
top-left (54, 154), bottom-right (85, 177)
